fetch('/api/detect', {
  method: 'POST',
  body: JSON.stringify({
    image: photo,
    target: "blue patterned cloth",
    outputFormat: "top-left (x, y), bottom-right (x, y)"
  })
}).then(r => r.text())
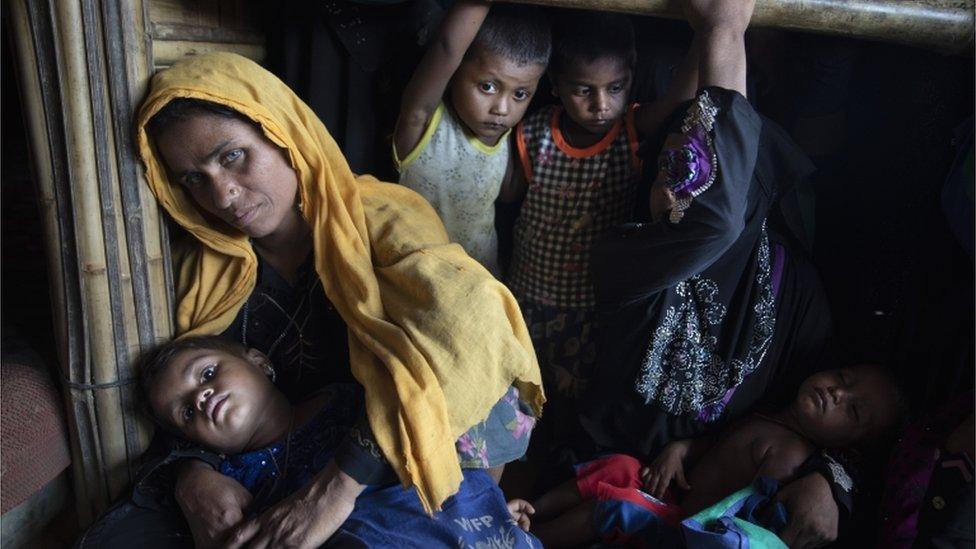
top-left (456, 385), bottom-right (537, 468)
top-left (681, 477), bottom-right (789, 549)
top-left (218, 384), bottom-right (362, 510)
top-left (333, 469), bottom-right (542, 548)
top-left (217, 384), bottom-right (542, 547)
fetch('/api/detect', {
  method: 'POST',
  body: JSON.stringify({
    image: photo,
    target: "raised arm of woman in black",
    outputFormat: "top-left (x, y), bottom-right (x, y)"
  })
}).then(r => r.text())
top-left (592, 0), bottom-right (761, 304)
top-left (593, 88), bottom-right (761, 304)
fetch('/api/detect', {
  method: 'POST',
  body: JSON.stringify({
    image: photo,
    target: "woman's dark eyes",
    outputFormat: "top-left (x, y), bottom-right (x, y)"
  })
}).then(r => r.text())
top-left (180, 150), bottom-right (241, 187)
top-left (221, 149), bottom-right (243, 164)
top-left (183, 173), bottom-right (204, 188)
top-left (480, 82), bottom-right (497, 93)
top-left (514, 90), bottom-right (530, 101)
top-left (202, 365), bottom-right (216, 381)
top-left (182, 407), bottom-right (195, 421)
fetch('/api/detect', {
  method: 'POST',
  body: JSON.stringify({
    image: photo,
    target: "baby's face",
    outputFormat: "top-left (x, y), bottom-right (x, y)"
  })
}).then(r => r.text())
top-left (449, 50), bottom-right (546, 145)
top-left (148, 347), bottom-right (280, 454)
top-left (551, 56), bottom-right (632, 136)
top-left (791, 365), bottom-right (900, 448)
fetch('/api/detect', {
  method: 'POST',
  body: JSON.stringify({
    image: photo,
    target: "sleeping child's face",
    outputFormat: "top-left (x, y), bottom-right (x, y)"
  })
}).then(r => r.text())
top-left (450, 48), bottom-right (546, 146)
top-left (551, 55), bottom-right (632, 136)
top-left (147, 347), bottom-right (284, 454)
top-left (790, 364), bottom-right (901, 449)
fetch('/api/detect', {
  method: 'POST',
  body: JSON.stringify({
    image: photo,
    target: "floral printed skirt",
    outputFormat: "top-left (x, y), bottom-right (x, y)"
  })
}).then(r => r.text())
top-left (456, 385), bottom-right (537, 469)
top-left (521, 303), bottom-right (598, 399)
top-left (520, 302), bottom-right (599, 466)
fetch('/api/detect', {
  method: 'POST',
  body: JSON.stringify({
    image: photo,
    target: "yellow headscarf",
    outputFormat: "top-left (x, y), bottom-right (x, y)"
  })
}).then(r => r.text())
top-left (136, 52), bottom-right (543, 512)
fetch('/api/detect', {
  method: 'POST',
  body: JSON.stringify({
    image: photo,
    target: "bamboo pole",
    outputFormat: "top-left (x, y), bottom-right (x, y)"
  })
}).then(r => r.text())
top-left (9, 0), bottom-right (264, 521)
top-left (57, 0), bottom-right (134, 501)
top-left (7, 0), bottom-right (171, 524)
top-left (10, 0), bottom-right (101, 524)
top-left (102, 0), bottom-right (164, 456)
top-left (509, 0), bottom-right (975, 53)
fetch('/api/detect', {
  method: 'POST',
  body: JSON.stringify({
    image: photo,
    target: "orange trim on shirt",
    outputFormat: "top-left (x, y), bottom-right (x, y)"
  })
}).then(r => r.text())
top-left (550, 106), bottom-right (622, 159)
top-left (516, 120), bottom-right (533, 184)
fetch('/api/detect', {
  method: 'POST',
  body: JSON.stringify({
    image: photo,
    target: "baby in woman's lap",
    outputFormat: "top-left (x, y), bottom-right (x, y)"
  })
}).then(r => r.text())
top-left (142, 335), bottom-right (541, 547)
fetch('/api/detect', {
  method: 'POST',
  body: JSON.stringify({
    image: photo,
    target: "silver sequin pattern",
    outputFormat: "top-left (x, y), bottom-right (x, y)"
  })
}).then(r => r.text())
top-left (636, 224), bottom-right (777, 415)
top-left (670, 90), bottom-right (720, 224)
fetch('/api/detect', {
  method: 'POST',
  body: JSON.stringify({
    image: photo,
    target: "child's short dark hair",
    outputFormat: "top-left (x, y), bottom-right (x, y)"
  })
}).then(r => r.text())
top-left (139, 335), bottom-right (247, 402)
top-left (466, 4), bottom-right (551, 67)
top-left (550, 11), bottom-right (636, 77)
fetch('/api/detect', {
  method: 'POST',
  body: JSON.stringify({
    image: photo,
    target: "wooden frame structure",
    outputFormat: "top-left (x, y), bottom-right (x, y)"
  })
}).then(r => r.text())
top-left (514, 0), bottom-right (974, 53)
top-left (6, 0), bottom-right (265, 524)
top-left (4, 0), bottom-right (973, 527)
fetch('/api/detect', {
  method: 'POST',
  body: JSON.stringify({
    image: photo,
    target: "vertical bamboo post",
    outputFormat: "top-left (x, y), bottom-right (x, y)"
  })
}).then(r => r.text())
top-left (6, 0), bottom-right (173, 524)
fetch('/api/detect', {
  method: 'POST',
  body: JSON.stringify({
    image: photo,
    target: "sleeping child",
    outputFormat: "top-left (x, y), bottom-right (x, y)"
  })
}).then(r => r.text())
top-left (506, 364), bottom-right (906, 547)
top-left (141, 335), bottom-right (541, 548)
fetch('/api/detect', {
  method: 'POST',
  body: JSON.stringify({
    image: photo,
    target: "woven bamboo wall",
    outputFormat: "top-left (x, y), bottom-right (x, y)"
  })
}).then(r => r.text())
top-left (9, 0), bottom-right (162, 524)
top-left (148, 0), bottom-right (265, 68)
top-left (6, 0), bottom-right (265, 525)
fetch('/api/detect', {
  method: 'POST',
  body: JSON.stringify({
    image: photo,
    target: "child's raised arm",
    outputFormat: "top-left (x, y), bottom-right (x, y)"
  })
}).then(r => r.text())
top-left (395, 0), bottom-right (491, 159)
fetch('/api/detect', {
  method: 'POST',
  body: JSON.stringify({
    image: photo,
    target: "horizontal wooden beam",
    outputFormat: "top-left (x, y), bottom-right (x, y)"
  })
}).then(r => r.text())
top-left (150, 22), bottom-right (264, 45)
top-left (508, 0), bottom-right (974, 53)
top-left (152, 40), bottom-right (265, 69)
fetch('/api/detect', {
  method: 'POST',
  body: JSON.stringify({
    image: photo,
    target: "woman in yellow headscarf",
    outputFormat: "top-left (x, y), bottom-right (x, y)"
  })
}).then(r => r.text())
top-left (135, 52), bottom-right (543, 547)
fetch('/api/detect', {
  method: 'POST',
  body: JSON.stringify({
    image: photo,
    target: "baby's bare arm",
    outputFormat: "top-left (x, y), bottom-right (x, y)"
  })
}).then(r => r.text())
top-left (752, 435), bottom-right (814, 483)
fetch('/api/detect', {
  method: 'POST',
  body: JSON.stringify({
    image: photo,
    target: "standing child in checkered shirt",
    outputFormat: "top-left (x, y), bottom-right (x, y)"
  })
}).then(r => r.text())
top-left (394, 0), bottom-right (550, 277)
top-left (501, 11), bottom-right (705, 461)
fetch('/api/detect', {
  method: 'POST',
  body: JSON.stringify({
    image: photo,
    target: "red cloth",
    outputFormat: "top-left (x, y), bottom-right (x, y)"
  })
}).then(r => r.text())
top-left (576, 454), bottom-right (685, 547)
top-left (576, 454), bottom-right (645, 499)
top-left (1, 361), bottom-right (71, 514)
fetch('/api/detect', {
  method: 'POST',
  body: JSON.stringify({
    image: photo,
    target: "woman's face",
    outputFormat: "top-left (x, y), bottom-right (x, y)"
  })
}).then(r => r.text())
top-left (154, 112), bottom-right (300, 240)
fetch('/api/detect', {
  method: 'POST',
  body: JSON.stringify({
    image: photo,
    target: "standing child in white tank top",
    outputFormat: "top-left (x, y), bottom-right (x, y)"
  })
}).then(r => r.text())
top-left (394, 0), bottom-right (550, 277)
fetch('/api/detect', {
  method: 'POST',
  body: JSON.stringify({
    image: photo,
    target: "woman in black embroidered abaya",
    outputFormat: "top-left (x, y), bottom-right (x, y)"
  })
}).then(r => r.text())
top-left (579, 0), bottom-right (850, 546)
